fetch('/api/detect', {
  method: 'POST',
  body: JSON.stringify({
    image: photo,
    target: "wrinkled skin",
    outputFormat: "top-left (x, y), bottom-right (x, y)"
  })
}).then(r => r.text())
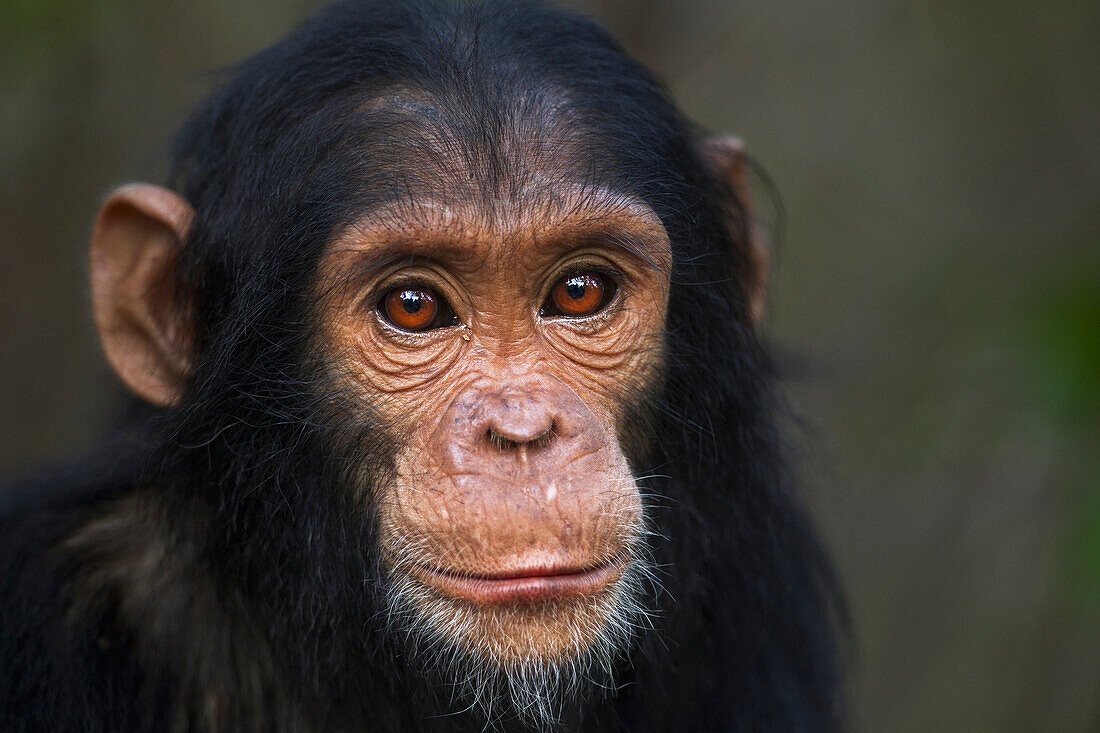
top-left (317, 184), bottom-right (671, 663)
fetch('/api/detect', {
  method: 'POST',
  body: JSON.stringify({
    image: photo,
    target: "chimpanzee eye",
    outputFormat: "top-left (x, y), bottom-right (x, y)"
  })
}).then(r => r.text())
top-left (378, 286), bottom-right (457, 331)
top-left (542, 272), bottom-right (617, 318)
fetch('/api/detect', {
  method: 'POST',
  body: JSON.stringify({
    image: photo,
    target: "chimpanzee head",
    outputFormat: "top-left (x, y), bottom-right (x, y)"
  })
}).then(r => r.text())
top-left (84, 1), bottom-right (830, 730)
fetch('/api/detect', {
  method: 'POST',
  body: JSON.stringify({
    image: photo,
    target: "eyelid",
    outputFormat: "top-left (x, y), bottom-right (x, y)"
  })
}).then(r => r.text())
top-left (543, 260), bottom-right (625, 300)
top-left (367, 273), bottom-right (436, 304)
top-left (559, 262), bottom-right (625, 283)
top-left (547, 291), bottom-right (624, 334)
top-left (355, 253), bottom-right (462, 307)
top-left (364, 266), bottom-right (463, 313)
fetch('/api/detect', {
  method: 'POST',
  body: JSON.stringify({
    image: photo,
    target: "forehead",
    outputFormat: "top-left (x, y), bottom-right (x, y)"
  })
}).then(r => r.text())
top-left (327, 179), bottom-right (671, 278)
top-left (326, 92), bottom-right (671, 270)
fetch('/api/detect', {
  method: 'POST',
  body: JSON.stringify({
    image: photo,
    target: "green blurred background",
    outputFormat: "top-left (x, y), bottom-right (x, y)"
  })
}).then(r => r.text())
top-left (2, 1), bottom-right (1097, 729)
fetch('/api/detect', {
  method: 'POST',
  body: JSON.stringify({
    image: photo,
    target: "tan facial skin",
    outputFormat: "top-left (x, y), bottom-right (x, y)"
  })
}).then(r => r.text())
top-left (88, 137), bottom-right (761, 670)
top-left (314, 187), bottom-right (671, 662)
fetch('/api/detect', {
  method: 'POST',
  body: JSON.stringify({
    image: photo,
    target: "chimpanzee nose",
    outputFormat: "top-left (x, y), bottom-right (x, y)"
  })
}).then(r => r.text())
top-left (438, 378), bottom-right (601, 472)
top-left (481, 391), bottom-right (556, 450)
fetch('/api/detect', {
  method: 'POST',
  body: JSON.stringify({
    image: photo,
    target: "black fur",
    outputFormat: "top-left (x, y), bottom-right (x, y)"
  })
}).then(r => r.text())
top-left (1, 1), bottom-right (844, 730)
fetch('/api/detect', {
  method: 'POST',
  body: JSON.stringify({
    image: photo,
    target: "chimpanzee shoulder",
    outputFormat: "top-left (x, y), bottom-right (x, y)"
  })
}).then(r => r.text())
top-left (0, 465), bottom-right (156, 732)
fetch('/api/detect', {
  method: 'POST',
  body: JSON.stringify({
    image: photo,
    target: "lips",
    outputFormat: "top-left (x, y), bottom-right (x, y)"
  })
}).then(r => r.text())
top-left (410, 557), bottom-right (625, 604)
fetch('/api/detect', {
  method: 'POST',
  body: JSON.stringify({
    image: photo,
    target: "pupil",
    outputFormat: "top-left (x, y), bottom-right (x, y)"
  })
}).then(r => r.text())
top-left (565, 279), bottom-right (586, 300)
top-left (401, 292), bottom-right (422, 314)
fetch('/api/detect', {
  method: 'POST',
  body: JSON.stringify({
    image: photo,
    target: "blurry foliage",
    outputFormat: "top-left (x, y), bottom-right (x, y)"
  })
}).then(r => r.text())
top-left (0, 0), bottom-right (119, 190)
top-left (1067, 478), bottom-right (1100, 608)
top-left (1022, 267), bottom-right (1100, 430)
top-left (1018, 255), bottom-right (1100, 608)
top-left (0, 0), bottom-right (120, 69)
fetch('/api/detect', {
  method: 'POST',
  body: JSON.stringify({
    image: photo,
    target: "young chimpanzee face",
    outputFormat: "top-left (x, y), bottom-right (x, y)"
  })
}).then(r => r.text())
top-left (316, 158), bottom-right (672, 669)
top-left (88, 82), bottom-right (687, 722)
top-left (86, 87), bottom-right (760, 719)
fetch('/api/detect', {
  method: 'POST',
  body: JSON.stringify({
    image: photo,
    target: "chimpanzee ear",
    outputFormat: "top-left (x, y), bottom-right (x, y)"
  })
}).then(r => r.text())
top-left (89, 184), bottom-right (194, 407)
top-left (700, 136), bottom-right (769, 325)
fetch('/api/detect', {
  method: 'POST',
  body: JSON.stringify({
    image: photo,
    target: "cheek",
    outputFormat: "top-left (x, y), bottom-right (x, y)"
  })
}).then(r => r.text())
top-left (327, 323), bottom-right (466, 396)
top-left (315, 275), bottom-right (464, 397)
top-left (541, 315), bottom-right (667, 423)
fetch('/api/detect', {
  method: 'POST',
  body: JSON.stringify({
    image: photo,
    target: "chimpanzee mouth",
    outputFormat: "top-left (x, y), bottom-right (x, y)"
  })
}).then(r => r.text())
top-left (409, 555), bottom-right (627, 604)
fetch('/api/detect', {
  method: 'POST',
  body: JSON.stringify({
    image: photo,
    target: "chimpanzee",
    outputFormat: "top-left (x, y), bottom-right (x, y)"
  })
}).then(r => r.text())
top-left (0, 1), bottom-right (844, 731)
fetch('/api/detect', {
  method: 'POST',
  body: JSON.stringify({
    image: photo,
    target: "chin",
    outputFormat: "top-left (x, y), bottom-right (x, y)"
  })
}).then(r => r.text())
top-left (383, 549), bottom-right (654, 729)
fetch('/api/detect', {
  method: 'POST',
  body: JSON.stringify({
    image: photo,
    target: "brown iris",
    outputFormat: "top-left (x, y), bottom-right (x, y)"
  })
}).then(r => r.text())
top-left (381, 287), bottom-right (445, 331)
top-left (545, 272), bottom-right (615, 318)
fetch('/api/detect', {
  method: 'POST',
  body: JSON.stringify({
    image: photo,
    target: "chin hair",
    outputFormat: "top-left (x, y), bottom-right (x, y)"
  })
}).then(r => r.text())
top-left (382, 537), bottom-right (659, 732)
